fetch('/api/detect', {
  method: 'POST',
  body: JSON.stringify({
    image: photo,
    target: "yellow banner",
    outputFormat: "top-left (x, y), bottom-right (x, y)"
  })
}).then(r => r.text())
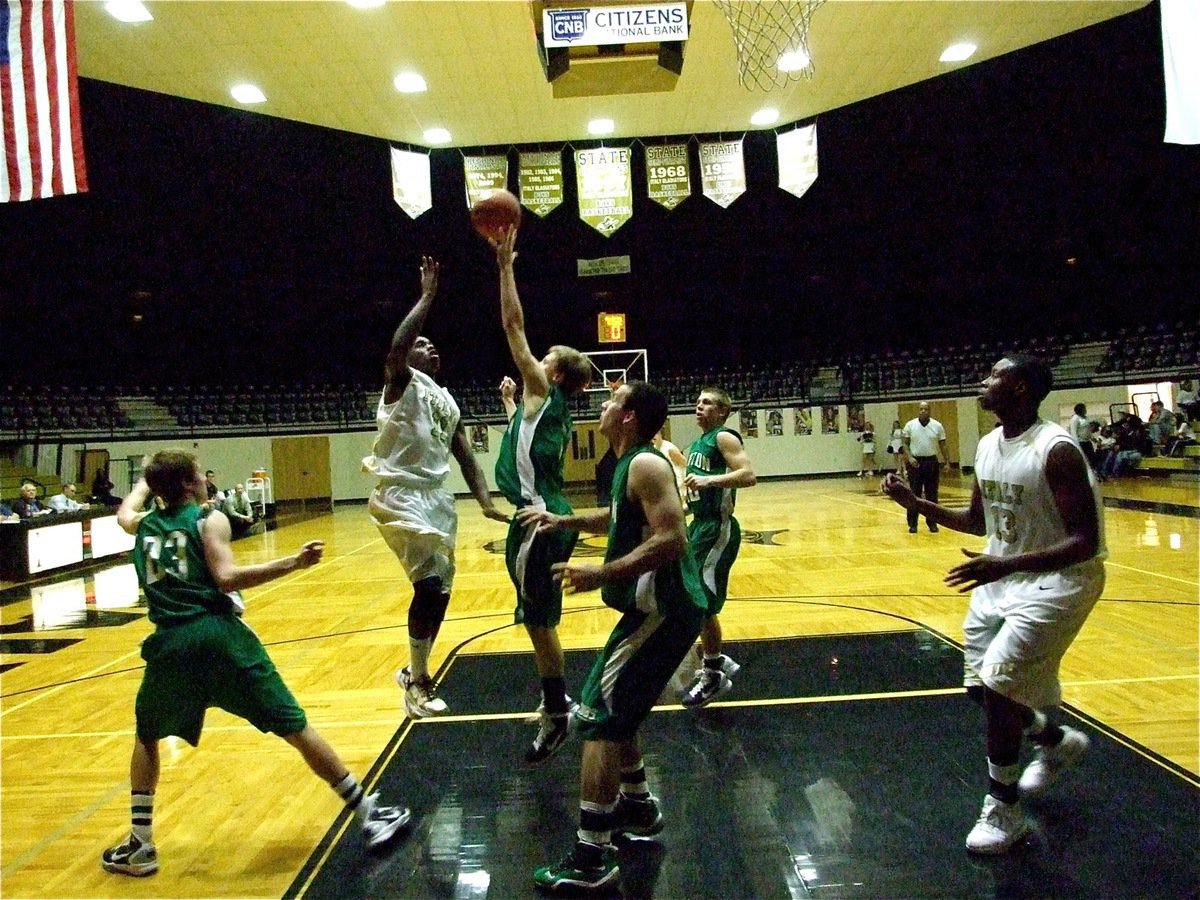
top-left (519, 151), bottom-right (565, 218)
top-left (463, 155), bottom-right (509, 208)
top-left (575, 147), bottom-right (633, 236)
top-left (699, 139), bottom-right (745, 208)
top-left (645, 143), bottom-right (690, 210)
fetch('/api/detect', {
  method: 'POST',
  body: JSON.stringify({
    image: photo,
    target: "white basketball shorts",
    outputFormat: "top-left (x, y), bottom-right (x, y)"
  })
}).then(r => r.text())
top-left (368, 484), bottom-right (457, 590)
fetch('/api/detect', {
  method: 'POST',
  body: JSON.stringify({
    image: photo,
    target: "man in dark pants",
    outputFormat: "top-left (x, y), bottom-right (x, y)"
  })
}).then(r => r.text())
top-left (901, 401), bottom-right (947, 533)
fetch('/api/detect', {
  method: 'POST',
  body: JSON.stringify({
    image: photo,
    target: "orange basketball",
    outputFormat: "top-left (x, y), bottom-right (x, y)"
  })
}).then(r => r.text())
top-left (470, 189), bottom-right (521, 242)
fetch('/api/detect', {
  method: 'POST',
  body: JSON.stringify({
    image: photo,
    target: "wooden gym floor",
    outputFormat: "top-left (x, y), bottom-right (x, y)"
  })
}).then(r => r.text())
top-left (1, 474), bottom-right (1196, 898)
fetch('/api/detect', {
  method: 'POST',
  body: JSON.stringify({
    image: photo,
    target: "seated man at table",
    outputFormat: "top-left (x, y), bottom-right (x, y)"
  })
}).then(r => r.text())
top-left (12, 483), bottom-right (51, 518)
top-left (49, 483), bottom-right (86, 512)
top-left (221, 483), bottom-right (258, 538)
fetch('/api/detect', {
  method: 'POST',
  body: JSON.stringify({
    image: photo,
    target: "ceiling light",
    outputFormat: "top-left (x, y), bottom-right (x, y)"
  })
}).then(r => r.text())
top-left (424, 127), bottom-right (451, 144)
top-left (393, 72), bottom-right (427, 94)
top-left (777, 49), bottom-right (810, 72)
top-left (104, 1), bottom-right (153, 23)
top-left (345, 0), bottom-right (386, 8)
top-left (940, 42), bottom-right (977, 63)
top-left (751, 108), bottom-right (779, 126)
top-left (588, 118), bottom-right (614, 135)
top-left (230, 84), bottom-right (267, 104)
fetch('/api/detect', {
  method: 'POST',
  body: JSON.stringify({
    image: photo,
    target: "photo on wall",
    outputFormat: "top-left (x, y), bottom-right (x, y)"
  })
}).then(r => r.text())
top-left (822, 405), bottom-right (840, 434)
top-left (794, 407), bottom-right (812, 436)
top-left (848, 404), bottom-right (865, 432)
top-left (767, 410), bottom-right (784, 436)
top-left (470, 424), bottom-right (489, 453)
top-left (740, 409), bottom-right (759, 438)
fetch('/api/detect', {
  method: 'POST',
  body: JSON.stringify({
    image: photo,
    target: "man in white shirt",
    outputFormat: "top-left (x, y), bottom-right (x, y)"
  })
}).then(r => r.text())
top-left (222, 483), bottom-right (257, 537)
top-left (49, 483), bottom-right (85, 512)
top-left (901, 401), bottom-right (947, 533)
top-left (1069, 403), bottom-right (1097, 471)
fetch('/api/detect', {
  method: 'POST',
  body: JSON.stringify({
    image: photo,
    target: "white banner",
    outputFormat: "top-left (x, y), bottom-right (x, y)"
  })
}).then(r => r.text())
top-left (390, 147), bottom-right (431, 219)
top-left (578, 255), bottom-right (632, 277)
top-left (544, 2), bottom-right (687, 48)
top-left (463, 155), bottom-right (509, 208)
top-left (519, 151), bottom-right (565, 217)
top-left (645, 143), bottom-right (690, 209)
top-left (699, 140), bottom-right (745, 208)
top-left (777, 124), bottom-right (819, 199)
top-left (575, 147), bottom-right (633, 236)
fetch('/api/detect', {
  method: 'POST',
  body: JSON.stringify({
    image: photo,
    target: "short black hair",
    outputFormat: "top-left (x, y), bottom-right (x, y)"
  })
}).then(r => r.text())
top-left (624, 382), bottom-right (668, 443)
top-left (1073, 403), bottom-right (1086, 416)
top-left (1005, 354), bottom-right (1053, 406)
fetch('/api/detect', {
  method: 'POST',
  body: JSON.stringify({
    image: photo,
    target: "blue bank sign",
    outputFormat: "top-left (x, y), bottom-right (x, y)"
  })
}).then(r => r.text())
top-left (544, 2), bottom-right (688, 48)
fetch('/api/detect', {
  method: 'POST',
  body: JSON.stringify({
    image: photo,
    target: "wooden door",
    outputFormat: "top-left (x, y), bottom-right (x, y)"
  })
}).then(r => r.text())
top-left (271, 436), bottom-right (331, 504)
top-left (563, 420), bottom-right (607, 483)
top-left (896, 400), bottom-right (960, 465)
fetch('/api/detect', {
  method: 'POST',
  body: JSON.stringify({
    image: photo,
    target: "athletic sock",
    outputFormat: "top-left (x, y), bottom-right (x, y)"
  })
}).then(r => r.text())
top-left (541, 676), bottom-right (569, 715)
top-left (577, 799), bottom-right (617, 847)
top-left (703, 654), bottom-right (723, 671)
top-left (130, 790), bottom-right (154, 844)
top-left (333, 773), bottom-right (371, 824)
top-left (409, 637), bottom-right (433, 681)
top-left (620, 760), bottom-right (649, 800)
top-left (988, 760), bottom-right (1020, 804)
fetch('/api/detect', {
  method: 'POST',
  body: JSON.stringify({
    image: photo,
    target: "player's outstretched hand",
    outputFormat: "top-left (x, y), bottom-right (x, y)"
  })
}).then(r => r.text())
top-left (552, 561), bottom-right (602, 594)
top-left (492, 225), bottom-right (518, 267)
top-left (944, 549), bottom-right (1010, 592)
top-left (881, 472), bottom-right (915, 507)
top-left (516, 506), bottom-right (562, 533)
top-left (419, 255), bottom-right (439, 298)
top-left (499, 376), bottom-right (517, 401)
top-left (481, 503), bottom-right (511, 524)
top-left (295, 540), bottom-right (325, 568)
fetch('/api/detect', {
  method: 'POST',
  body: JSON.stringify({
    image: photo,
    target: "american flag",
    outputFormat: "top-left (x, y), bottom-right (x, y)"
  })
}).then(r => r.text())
top-left (1, 0), bottom-right (87, 202)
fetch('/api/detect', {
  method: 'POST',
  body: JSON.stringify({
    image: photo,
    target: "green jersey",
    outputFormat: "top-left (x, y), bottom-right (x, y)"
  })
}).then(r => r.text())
top-left (602, 444), bottom-right (707, 618)
top-left (686, 426), bottom-right (741, 521)
top-left (496, 384), bottom-right (573, 510)
top-left (133, 503), bottom-right (242, 626)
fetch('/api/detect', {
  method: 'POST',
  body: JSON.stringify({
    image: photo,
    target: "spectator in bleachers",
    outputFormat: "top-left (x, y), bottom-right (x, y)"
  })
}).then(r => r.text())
top-left (1176, 379), bottom-right (1199, 421)
top-left (92, 467), bottom-right (119, 506)
top-left (1147, 400), bottom-right (1175, 449)
top-left (0, 503), bottom-right (18, 523)
top-left (204, 469), bottom-right (223, 504)
top-left (49, 483), bottom-right (85, 512)
top-left (1101, 413), bottom-right (1149, 479)
top-left (1166, 413), bottom-right (1197, 457)
top-left (1093, 424), bottom-right (1116, 480)
top-left (13, 482), bottom-right (51, 518)
top-left (1069, 404), bottom-right (1097, 471)
top-left (222, 483), bottom-right (257, 538)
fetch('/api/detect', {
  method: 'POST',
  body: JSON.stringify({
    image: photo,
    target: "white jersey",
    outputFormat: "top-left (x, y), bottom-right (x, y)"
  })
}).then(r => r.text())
top-left (362, 368), bottom-right (460, 490)
top-left (973, 419), bottom-right (1107, 582)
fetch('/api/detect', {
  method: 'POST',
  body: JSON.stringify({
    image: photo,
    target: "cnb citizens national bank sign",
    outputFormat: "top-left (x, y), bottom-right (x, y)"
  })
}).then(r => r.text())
top-left (544, 2), bottom-right (688, 47)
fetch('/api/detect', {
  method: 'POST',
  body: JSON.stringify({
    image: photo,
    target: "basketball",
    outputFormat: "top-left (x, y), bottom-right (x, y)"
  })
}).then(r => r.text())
top-left (470, 189), bottom-right (521, 242)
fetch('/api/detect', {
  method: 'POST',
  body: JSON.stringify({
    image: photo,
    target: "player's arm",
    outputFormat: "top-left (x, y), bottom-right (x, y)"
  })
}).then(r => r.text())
top-left (450, 423), bottom-right (509, 522)
top-left (684, 431), bottom-right (756, 492)
top-left (882, 473), bottom-right (985, 536)
top-left (117, 478), bottom-right (153, 534)
top-left (945, 443), bottom-right (1100, 591)
top-left (493, 228), bottom-right (551, 411)
top-left (383, 256), bottom-right (439, 403)
top-left (555, 454), bottom-right (685, 593)
top-left (203, 510), bottom-right (324, 593)
top-left (499, 376), bottom-right (518, 419)
top-left (517, 505), bottom-right (609, 535)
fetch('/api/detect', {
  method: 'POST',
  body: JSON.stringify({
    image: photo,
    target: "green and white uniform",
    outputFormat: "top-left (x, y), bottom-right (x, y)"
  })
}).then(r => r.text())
top-left (576, 444), bottom-right (705, 742)
top-left (685, 426), bottom-right (743, 615)
top-left (132, 503), bottom-right (306, 746)
top-left (495, 384), bottom-right (578, 627)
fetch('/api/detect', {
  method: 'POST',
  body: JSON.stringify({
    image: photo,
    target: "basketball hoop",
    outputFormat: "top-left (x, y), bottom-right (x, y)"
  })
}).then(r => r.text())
top-left (713, 0), bottom-right (826, 91)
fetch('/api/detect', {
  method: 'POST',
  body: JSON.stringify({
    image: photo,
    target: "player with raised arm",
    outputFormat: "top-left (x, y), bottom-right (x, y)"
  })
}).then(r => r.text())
top-left (100, 451), bottom-right (410, 878)
top-left (492, 227), bottom-right (594, 763)
top-left (364, 256), bottom-right (507, 719)
top-left (518, 382), bottom-right (706, 891)
top-left (882, 355), bottom-right (1106, 854)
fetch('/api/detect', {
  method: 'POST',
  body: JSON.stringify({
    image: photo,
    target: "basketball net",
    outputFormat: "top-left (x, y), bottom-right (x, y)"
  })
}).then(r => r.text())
top-left (713, 0), bottom-right (826, 91)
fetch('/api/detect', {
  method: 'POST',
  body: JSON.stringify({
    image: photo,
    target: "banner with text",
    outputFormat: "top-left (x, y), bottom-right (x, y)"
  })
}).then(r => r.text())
top-left (543, 2), bottom-right (688, 48)
top-left (390, 147), bottom-right (431, 219)
top-left (777, 124), bottom-right (819, 200)
top-left (575, 146), bottom-right (633, 236)
top-left (463, 155), bottom-right (509, 208)
top-left (519, 151), bottom-right (565, 217)
top-left (699, 140), bottom-right (745, 208)
top-left (645, 143), bottom-right (691, 209)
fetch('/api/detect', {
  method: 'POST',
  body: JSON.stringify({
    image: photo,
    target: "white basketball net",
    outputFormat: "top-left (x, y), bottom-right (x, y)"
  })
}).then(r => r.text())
top-left (713, 0), bottom-right (826, 91)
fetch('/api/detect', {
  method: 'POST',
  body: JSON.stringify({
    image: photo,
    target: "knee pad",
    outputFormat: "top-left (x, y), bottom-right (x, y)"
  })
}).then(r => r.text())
top-left (411, 576), bottom-right (449, 623)
top-left (966, 684), bottom-right (986, 708)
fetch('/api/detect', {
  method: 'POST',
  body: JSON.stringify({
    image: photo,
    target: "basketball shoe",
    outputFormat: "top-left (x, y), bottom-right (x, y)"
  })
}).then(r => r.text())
top-left (397, 667), bottom-right (448, 718)
top-left (101, 832), bottom-right (158, 877)
top-left (361, 794), bottom-right (412, 849)
top-left (1018, 726), bottom-right (1089, 796)
top-left (526, 699), bottom-right (579, 765)
top-left (533, 841), bottom-right (619, 891)
top-left (613, 793), bottom-right (664, 838)
top-left (965, 794), bottom-right (1030, 854)
top-left (681, 668), bottom-right (732, 708)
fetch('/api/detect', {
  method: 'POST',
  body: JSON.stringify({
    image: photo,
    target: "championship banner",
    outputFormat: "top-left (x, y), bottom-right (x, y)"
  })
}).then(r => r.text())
top-left (519, 151), bottom-right (564, 217)
top-left (575, 146), bottom-right (633, 236)
top-left (777, 124), bottom-right (818, 199)
top-left (463, 155), bottom-right (509, 208)
top-left (645, 143), bottom-right (690, 210)
top-left (699, 139), bottom-right (745, 208)
top-left (389, 147), bottom-right (431, 219)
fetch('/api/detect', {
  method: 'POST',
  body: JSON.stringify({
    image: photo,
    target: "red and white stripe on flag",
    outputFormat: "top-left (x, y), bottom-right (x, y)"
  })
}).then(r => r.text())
top-left (1, 0), bottom-right (88, 202)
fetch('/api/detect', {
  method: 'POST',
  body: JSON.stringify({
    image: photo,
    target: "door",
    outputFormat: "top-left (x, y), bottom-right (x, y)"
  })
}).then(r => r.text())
top-left (897, 400), bottom-right (960, 466)
top-left (271, 436), bottom-right (332, 506)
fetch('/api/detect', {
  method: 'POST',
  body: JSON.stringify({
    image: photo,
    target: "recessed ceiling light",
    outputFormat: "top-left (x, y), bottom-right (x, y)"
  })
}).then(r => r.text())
top-left (104, 0), bottom-right (152, 23)
top-left (940, 42), bottom-right (977, 63)
top-left (588, 118), bottom-right (614, 135)
top-left (750, 108), bottom-right (779, 126)
top-left (230, 84), bottom-right (267, 104)
top-left (393, 72), bottom-right (427, 94)
top-left (424, 127), bottom-right (451, 144)
top-left (345, 0), bottom-right (386, 8)
top-left (777, 49), bottom-right (810, 72)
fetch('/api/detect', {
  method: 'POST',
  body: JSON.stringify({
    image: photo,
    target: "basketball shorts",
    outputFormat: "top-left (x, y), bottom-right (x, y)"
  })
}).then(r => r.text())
top-left (135, 615), bottom-right (307, 747)
top-left (576, 604), bottom-right (703, 743)
top-left (962, 564), bottom-right (1105, 709)
top-left (687, 516), bottom-right (741, 616)
top-left (369, 483), bottom-right (457, 590)
top-left (505, 505), bottom-right (578, 628)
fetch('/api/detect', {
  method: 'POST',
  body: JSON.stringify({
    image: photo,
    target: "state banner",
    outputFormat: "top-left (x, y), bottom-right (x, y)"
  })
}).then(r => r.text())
top-left (645, 143), bottom-right (691, 209)
top-left (519, 151), bottom-right (565, 217)
top-left (777, 124), bottom-right (819, 200)
top-left (699, 139), bottom-right (745, 208)
top-left (463, 155), bottom-right (509, 208)
top-left (390, 147), bottom-right (431, 219)
top-left (575, 146), bottom-right (632, 236)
